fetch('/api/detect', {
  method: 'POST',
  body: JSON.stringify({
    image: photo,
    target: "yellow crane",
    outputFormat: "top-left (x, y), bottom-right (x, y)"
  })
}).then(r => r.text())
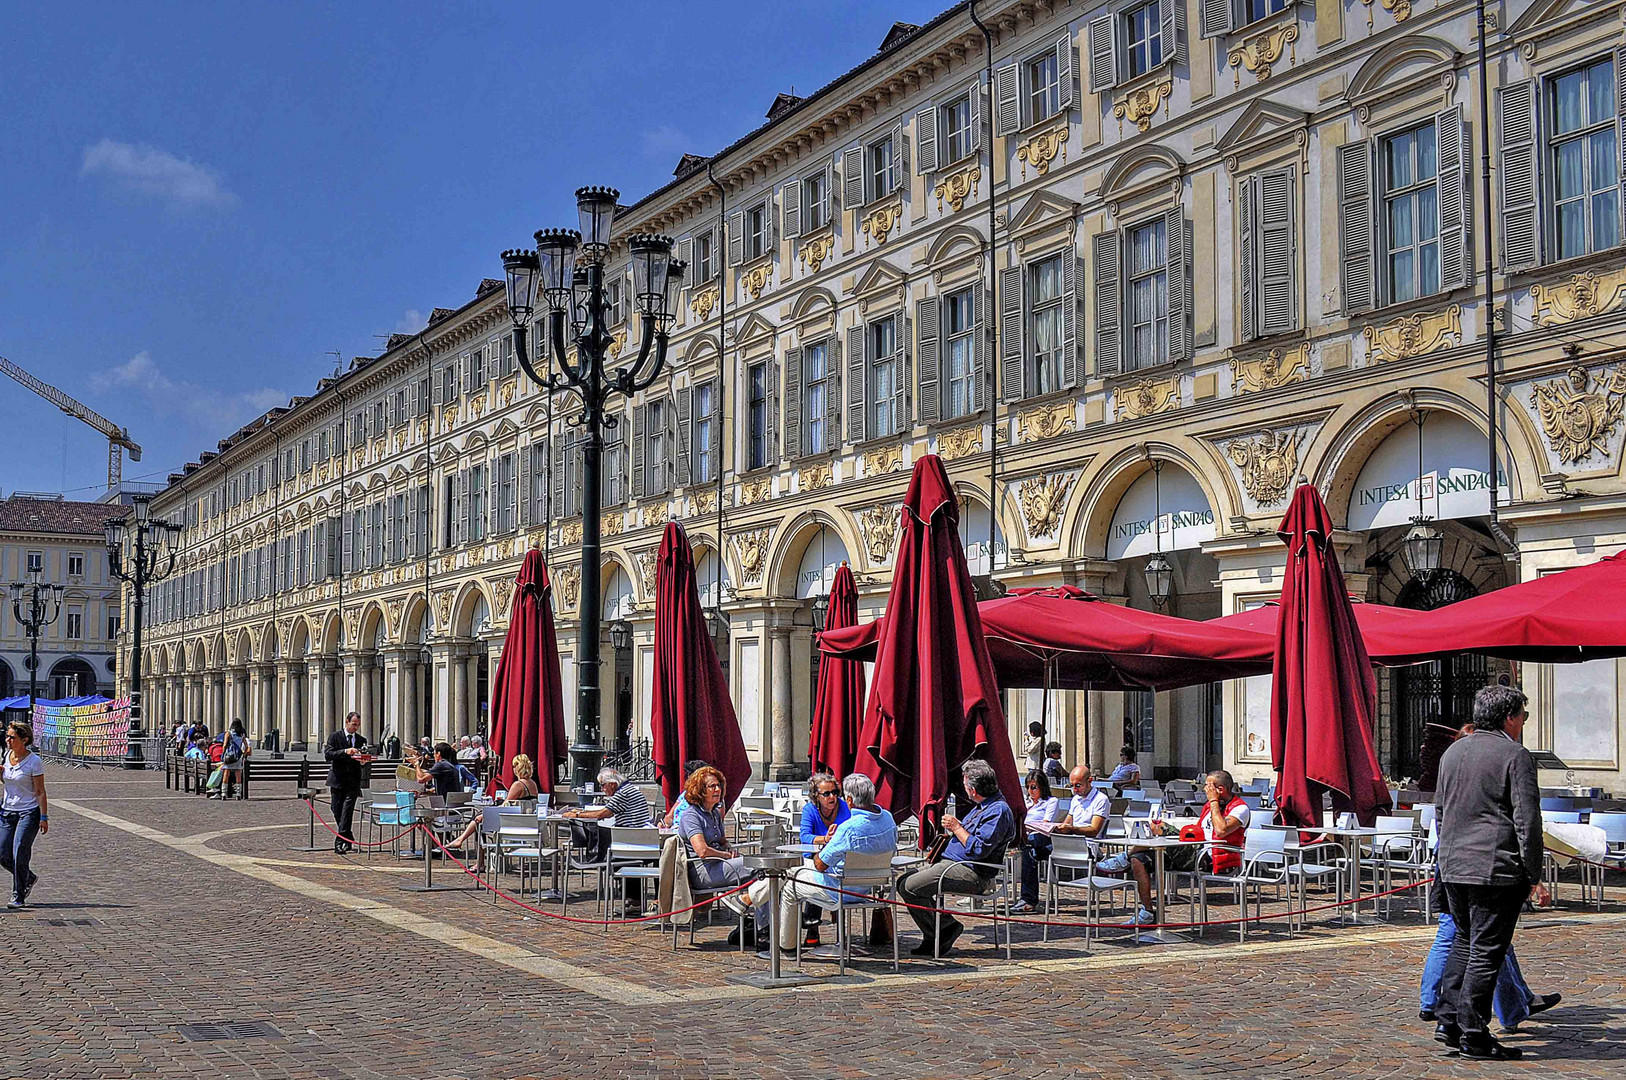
top-left (1, 354), bottom-right (142, 490)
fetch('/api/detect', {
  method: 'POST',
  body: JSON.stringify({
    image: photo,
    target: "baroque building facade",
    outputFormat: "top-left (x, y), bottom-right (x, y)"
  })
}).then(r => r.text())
top-left (131, 0), bottom-right (1626, 790)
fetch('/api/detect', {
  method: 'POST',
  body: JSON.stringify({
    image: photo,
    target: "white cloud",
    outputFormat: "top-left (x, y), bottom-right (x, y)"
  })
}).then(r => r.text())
top-left (80, 139), bottom-right (238, 208)
top-left (92, 351), bottom-right (284, 431)
top-left (395, 309), bottom-right (427, 334)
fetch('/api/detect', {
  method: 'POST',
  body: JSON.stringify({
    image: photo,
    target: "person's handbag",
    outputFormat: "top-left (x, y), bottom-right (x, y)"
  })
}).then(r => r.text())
top-left (206, 766), bottom-right (224, 790)
top-left (221, 736), bottom-right (243, 766)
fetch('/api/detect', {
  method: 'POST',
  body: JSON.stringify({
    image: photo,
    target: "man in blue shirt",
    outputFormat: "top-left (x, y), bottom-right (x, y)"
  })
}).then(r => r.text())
top-left (897, 759), bottom-right (1017, 957)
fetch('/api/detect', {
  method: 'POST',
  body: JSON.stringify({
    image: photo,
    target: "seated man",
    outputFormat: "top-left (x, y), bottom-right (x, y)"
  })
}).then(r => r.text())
top-left (561, 768), bottom-right (653, 863)
top-left (1120, 769), bottom-right (1247, 927)
top-left (412, 742), bottom-right (463, 798)
top-left (1041, 742), bottom-right (1067, 785)
top-left (728, 772), bottom-right (897, 954)
top-left (1015, 764), bottom-right (1112, 913)
top-left (896, 759), bottom-right (1017, 957)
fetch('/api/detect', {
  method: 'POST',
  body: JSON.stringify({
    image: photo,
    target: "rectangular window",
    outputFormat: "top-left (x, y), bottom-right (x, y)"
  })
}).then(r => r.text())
top-left (804, 341), bottom-right (830, 455)
top-left (1382, 123), bottom-right (1441, 304)
top-left (66, 608), bottom-right (83, 640)
top-left (1029, 255), bottom-right (1066, 396)
top-left (694, 382), bottom-right (715, 484)
top-left (26, 551), bottom-right (42, 575)
top-left (107, 612), bottom-right (120, 640)
top-left (868, 316), bottom-right (901, 438)
top-left (417, 375), bottom-right (431, 416)
top-left (469, 465), bottom-right (487, 543)
top-left (602, 429), bottom-right (625, 505)
top-left (803, 172), bottom-right (828, 232)
top-left (649, 400), bottom-right (669, 494)
top-left (67, 553), bottom-right (84, 577)
top-left (1245, 0), bottom-right (1290, 22)
top-left (496, 453), bottom-right (515, 532)
top-left (1128, 218), bottom-right (1170, 369)
top-left (415, 483), bottom-right (430, 554)
top-left (1026, 51), bottom-right (1059, 125)
top-left (299, 440), bottom-right (311, 471)
top-left (1124, 1), bottom-right (1164, 80)
top-left (867, 134), bottom-right (895, 203)
top-left (746, 204), bottom-right (766, 261)
top-left (694, 231), bottom-right (715, 283)
top-left (941, 93), bottom-right (973, 163)
top-left (944, 287), bottom-right (976, 419)
top-left (391, 493), bottom-right (408, 561)
top-left (394, 389), bottom-right (407, 426)
top-left (441, 477), bottom-right (456, 548)
top-left (284, 448), bottom-right (296, 478)
top-left (297, 529), bottom-right (310, 585)
top-left (441, 366), bottom-right (457, 404)
top-left (747, 361), bottom-right (770, 471)
top-left (1551, 57), bottom-right (1621, 261)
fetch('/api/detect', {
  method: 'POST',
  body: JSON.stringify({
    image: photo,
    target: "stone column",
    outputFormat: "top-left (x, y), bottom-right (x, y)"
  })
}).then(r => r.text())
top-left (430, 641), bottom-right (457, 744)
top-left (340, 652), bottom-right (361, 733)
top-left (768, 623), bottom-right (796, 780)
top-left (466, 651), bottom-right (483, 737)
top-left (381, 646), bottom-right (407, 744)
top-left (400, 655), bottom-right (418, 745)
top-left (453, 647), bottom-right (471, 741)
top-left (262, 664), bottom-right (278, 740)
top-left (306, 662), bottom-right (325, 746)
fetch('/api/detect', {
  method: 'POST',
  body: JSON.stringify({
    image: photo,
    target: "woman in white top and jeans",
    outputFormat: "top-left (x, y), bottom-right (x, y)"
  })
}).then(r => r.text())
top-left (2, 720), bottom-right (48, 909)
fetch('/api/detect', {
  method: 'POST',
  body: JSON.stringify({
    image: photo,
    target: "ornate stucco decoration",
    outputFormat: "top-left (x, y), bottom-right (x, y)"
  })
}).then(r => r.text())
top-left (343, 606), bottom-right (362, 645)
top-left (1018, 472), bottom-right (1074, 539)
top-left (799, 232), bottom-right (836, 274)
top-left (498, 377), bottom-right (518, 407)
top-left (1362, 304), bottom-right (1461, 364)
top-left (733, 526), bottom-right (774, 585)
top-left (693, 489), bottom-right (717, 515)
top-left (1360, 0), bottom-right (1411, 28)
top-left (741, 262), bottom-right (773, 300)
top-left (560, 518), bottom-right (583, 546)
top-left (1227, 430), bottom-right (1299, 506)
top-left (639, 504), bottom-right (667, 529)
top-left (1532, 364), bottom-right (1626, 465)
top-left (690, 286), bottom-right (718, 321)
top-left (608, 329), bottom-right (627, 361)
top-left (800, 463), bottom-right (833, 491)
top-left (555, 564), bottom-right (581, 611)
top-left (1017, 400), bottom-right (1075, 443)
top-left (496, 537), bottom-right (515, 560)
top-left (417, 417), bottom-right (430, 440)
top-left (469, 396), bottom-right (489, 421)
top-left (739, 476), bottom-right (772, 505)
top-left (1230, 344), bottom-right (1309, 394)
top-left (492, 577), bottom-right (514, 617)
top-left (861, 196), bottom-right (903, 246)
top-left (432, 590), bottom-right (455, 632)
top-left (855, 504), bottom-right (898, 566)
top-left (442, 405), bottom-right (459, 431)
top-left (1016, 126), bottom-right (1068, 179)
top-left (934, 165), bottom-right (982, 212)
top-left (937, 424), bottom-right (983, 461)
top-left (353, 445), bottom-right (369, 467)
top-left (864, 444), bottom-right (904, 475)
top-left (634, 548), bottom-right (658, 595)
top-left (1227, 22), bottom-right (1299, 87)
top-left (1114, 79), bottom-right (1173, 134)
top-left (601, 510), bottom-right (625, 537)
top-left (466, 545), bottom-right (486, 567)
top-left (386, 599), bottom-right (405, 638)
top-left (1115, 375), bottom-right (1181, 421)
top-left (1530, 266), bottom-right (1626, 327)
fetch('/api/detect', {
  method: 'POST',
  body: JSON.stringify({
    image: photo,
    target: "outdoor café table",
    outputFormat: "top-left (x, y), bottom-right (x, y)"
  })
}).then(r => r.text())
top-left (1313, 826), bottom-right (1384, 923)
top-left (725, 852), bottom-right (826, 989)
top-left (776, 843), bottom-right (819, 857)
top-left (1094, 834), bottom-right (1206, 944)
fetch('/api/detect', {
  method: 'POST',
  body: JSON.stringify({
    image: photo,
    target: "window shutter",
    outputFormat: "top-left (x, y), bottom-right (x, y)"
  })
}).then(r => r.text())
top-left (1093, 232), bottom-right (1122, 377)
top-left (974, 283), bottom-right (989, 412)
top-left (1435, 106), bottom-right (1470, 292)
top-left (675, 237), bottom-right (692, 286)
top-left (766, 196), bottom-right (778, 250)
top-left (826, 339), bottom-right (842, 448)
top-left (1087, 14), bottom-right (1117, 94)
top-left (1201, 0), bottom-right (1234, 37)
top-left (341, 511), bottom-right (353, 572)
top-left (1496, 82), bottom-right (1540, 273)
top-left (550, 433), bottom-right (566, 521)
top-left (1000, 263), bottom-right (1025, 402)
top-left (846, 324), bottom-right (866, 443)
top-left (707, 378), bottom-right (722, 480)
top-left (820, 159), bottom-right (836, 219)
top-left (766, 355), bottom-right (781, 466)
top-left (518, 442), bottom-right (532, 526)
top-left (1165, 206), bottom-right (1190, 361)
top-left (631, 404), bottom-right (646, 499)
top-left (994, 63), bottom-right (1019, 137)
top-left (889, 120), bottom-right (907, 193)
top-left (915, 104), bottom-right (938, 174)
top-left (727, 209), bottom-right (744, 267)
top-left (676, 386), bottom-right (692, 488)
top-left (969, 82), bottom-right (987, 157)
top-left (314, 522), bottom-right (326, 580)
top-left (1238, 176), bottom-right (1258, 342)
top-left (916, 296), bottom-right (941, 425)
top-left (1061, 250), bottom-right (1080, 389)
top-left (784, 347), bottom-right (803, 458)
top-left (782, 176), bottom-right (801, 240)
top-left (897, 315), bottom-right (912, 432)
top-left (1336, 141), bottom-right (1376, 315)
top-left (456, 470), bottom-right (469, 546)
top-left (1160, 0), bottom-right (1185, 67)
top-left (1260, 168), bottom-right (1297, 335)
top-left (1055, 34), bottom-right (1077, 113)
top-left (842, 146), bottom-right (864, 210)
top-left (363, 507), bottom-right (375, 569)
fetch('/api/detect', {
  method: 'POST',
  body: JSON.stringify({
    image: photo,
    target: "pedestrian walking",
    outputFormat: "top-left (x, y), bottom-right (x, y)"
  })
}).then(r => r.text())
top-left (1432, 685), bottom-right (1549, 1060)
top-left (1, 720), bottom-right (48, 909)
top-left (213, 719), bottom-right (249, 800)
top-left (323, 711), bottom-right (369, 854)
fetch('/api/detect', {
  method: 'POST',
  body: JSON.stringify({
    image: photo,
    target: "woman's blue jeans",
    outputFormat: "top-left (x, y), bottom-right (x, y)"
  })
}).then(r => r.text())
top-left (0, 808), bottom-right (41, 902)
top-left (1420, 911), bottom-right (1534, 1028)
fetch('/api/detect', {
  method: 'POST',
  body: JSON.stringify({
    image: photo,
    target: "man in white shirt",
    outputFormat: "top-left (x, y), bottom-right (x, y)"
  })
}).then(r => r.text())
top-left (1015, 765), bottom-right (1113, 914)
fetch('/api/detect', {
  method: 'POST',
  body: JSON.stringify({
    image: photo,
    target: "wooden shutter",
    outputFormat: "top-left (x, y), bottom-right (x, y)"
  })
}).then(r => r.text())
top-left (1497, 81), bottom-right (1540, 272)
top-left (1619, 46), bottom-right (1626, 199)
top-left (969, 82), bottom-right (987, 158)
top-left (915, 104), bottom-right (938, 174)
top-left (889, 120), bottom-right (907, 193)
top-left (1160, 0), bottom-right (1185, 66)
top-left (1259, 168), bottom-right (1297, 335)
top-left (916, 296), bottom-right (941, 425)
top-left (314, 521), bottom-right (327, 580)
top-left (765, 195), bottom-right (777, 250)
top-left (973, 282), bottom-right (989, 412)
top-left (662, 400), bottom-right (676, 492)
top-left (994, 63), bottom-right (1019, 136)
top-left (1093, 232), bottom-right (1122, 377)
top-left (820, 159), bottom-right (836, 220)
top-left (1201, 0), bottom-right (1234, 37)
top-left (1000, 263), bottom-right (1024, 403)
top-left (1238, 176), bottom-right (1258, 342)
top-left (1060, 250), bottom-right (1079, 389)
top-left (675, 237), bottom-right (692, 285)
top-left (766, 354), bottom-right (780, 466)
top-left (826, 340), bottom-right (842, 448)
top-left (518, 441), bottom-right (532, 526)
top-left (1166, 206), bottom-right (1190, 361)
top-left (1087, 14), bottom-right (1116, 94)
top-left (846, 324), bottom-right (866, 443)
top-left (896, 315), bottom-right (912, 432)
top-left (675, 386), bottom-right (692, 488)
top-left (550, 433), bottom-right (565, 520)
top-left (782, 175), bottom-right (801, 240)
top-left (842, 147), bottom-right (864, 211)
top-left (707, 378), bottom-right (722, 481)
top-left (1055, 34), bottom-right (1077, 113)
top-left (727, 209), bottom-right (744, 266)
top-left (631, 404), bottom-right (646, 499)
top-left (784, 346), bottom-right (803, 458)
top-left (1436, 106), bottom-right (1469, 292)
top-left (1337, 140), bottom-right (1376, 314)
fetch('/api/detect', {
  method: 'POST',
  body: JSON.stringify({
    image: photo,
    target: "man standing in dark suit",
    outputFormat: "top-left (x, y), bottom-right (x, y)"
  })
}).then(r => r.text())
top-left (324, 712), bottom-right (368, 854)
top-left (1434, 685), bottom-right (1550, 1060)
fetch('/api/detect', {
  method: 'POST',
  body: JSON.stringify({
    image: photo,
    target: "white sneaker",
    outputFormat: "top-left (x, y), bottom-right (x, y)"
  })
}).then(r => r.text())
top-left (1121, 907), bottom-right (1155, 927)
top-left (1096, 853), bottom-right (1130, 874)
top-left (719, 893), bottom-right (750, 917)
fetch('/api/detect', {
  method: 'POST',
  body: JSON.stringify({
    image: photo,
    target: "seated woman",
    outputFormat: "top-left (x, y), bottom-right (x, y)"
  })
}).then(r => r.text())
top-left (446, 754), bottom-right (540, 850)
top-left (800, 772), bottom-right (850, 848)
top-left (677, 765), bottom-right (747, 893)
top-left (1013, 770), bottom-right (1059, 914)
top-left (1107, 744), bottom-right (1141, 789)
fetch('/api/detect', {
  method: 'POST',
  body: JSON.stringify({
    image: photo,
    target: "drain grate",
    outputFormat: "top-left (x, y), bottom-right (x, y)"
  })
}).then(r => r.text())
top-left (177, 1021), bottom-right (283, 1042)
top-left (43, 918), bottom-right (96, 926)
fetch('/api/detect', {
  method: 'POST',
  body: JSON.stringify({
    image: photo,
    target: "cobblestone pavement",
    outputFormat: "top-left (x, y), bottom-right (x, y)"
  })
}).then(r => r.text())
top-left (11, 769), bottom-right (1626, 1079)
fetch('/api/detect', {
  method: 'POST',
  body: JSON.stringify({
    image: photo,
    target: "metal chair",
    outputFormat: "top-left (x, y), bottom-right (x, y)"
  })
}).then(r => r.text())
top-left (795, 849), bottom-right (899, 974)
top-left (925, 859), bottom-right (1011, 960)
top-left (1043, 834), bottom-right (1136, 944)
top-left (671, 843), bottom-right (750, 952)
top-left (603, 825), bottom-right (663, 922)
top-left (1197, 828), bottom-right (1292, 942)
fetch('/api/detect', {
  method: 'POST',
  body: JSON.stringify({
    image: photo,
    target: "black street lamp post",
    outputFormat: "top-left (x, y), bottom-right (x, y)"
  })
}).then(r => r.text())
top-left (105, 493), bottom-right (182, 767)
top-left (502, 186), bottom-right (684, 790)
top-left (8, 572), bottom-right (65, 709)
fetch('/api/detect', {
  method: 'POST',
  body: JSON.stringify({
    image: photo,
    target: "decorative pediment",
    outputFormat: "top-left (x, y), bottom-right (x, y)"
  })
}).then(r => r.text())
top-left (851, 258), bottom-right (907, 298)
top-left (1216, 99), bottom-right (1310, 169)
top-left (683, 333), bottom-right (720, 368)
top-left (791, 286), bottom-right (838, 321)
top-left (1508, 0), bottom-right (1616, 40)
top-left (925, 224), bottom-right (986, 268)
top-left (387, 463), bottom-right (411, 483)
top-left (492, 417), bottom-right (520, 439)
top-left (1345, 36), bottom-right (1458, 123)
top-left (1006, 190), bottom-right (1079, 239)
top-left (734, 311), bottom-right (777, 346)
top-left (1099, 145), bottom-right (1185, 207)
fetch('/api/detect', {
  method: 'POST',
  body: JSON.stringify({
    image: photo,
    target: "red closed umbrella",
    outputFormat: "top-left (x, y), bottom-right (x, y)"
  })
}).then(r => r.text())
top-left (852, 454), bottom-right (1024, 845)
top-left (809, 563), bottom-right (865, 776)
top-left (1271, 484), bottom-right (1390, 827)
top-left (650, 521), bottom-right (752, 812)
top-left (487, 550), bottom-right (568, 794)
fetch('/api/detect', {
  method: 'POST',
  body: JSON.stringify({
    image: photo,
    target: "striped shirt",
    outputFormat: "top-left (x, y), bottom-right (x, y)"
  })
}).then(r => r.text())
top-left (603, 783), bottom-right (654, 828)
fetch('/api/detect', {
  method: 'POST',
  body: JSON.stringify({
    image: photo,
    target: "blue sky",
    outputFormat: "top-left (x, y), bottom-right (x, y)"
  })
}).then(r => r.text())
top-left (0, 0), bottom-right (948, 498)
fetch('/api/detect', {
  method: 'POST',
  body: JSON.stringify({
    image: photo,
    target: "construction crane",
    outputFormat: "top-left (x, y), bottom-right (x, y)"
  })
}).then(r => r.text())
top-left (1, 355), bottom-right (142, 490)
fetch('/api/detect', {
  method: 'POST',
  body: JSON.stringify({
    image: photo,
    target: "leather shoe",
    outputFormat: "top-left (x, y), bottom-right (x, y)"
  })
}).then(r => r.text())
top-left (1418, 1008), bottom-right (1435, 1022)
top-left (1433, 1023), bottom-right (1461, 1049)
top-left (908, 939), bottom-right (937, 957)
top-left (1461, 1036), bottom-right (1522, 1060)
top-left (936, 921), bottom-right (966, 956)
top-left (1528, 992), bottom-right (1561, 1015)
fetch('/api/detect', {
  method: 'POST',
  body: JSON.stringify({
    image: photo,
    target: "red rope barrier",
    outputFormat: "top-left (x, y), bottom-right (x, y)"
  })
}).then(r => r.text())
top-left (300, 799), bottom-right (432, 849)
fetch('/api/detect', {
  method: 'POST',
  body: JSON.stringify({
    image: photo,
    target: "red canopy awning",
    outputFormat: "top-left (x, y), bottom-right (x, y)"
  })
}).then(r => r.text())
top-left (1210, 599), bottom-right (1427, 666)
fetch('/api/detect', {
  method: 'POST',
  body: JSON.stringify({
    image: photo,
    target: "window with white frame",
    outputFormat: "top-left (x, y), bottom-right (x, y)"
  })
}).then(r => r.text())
top-left (803, 340), bottom-right (831, 455)
top-left (868, 134), bottom-right (896, 202)
top-left (694, 229), bottom-right (715, 283)
top-left (107, 612), bottom-right (120, 640)
top-left (996, 36), bottom-right (1078, 137)
top-left (745, 203), bottom-right (768, 261)
top-left (67, 552), bottom-right (84, 578)
top-left (66, 607), bottom-right (83, 640)
top-left (391, 492), bottom-right (408, 561)
top-left (1127, 218), bottom-right (1170, 368)
top-left (1026, 51), bottom-right (1060, 126)
top-left (943, 287), bottom-right (977, 418)
top-left (1124, 1), bottom-right (1164, 79)
top-left (643, 400), bottom-right (670, 496)
top-left (868, 316), bottom-right (902, 439)
top-left (495, 453), bottom-right (515, 533)
top-left (1551, 57), bottom-right (1621, 261)
top-left (941, 92), bottom-right (974, 164)
top-left (26, 551), bottom-right (42, 575)
top-left (605, 277), bottom-right (625, 325)
top-left (441, 366), bottom-right (457, 404)
top-left (1029, 255), bottom-right (1067, 396)
top-left (1086, 2), bottom-right (1183, 97)
top-left (747, 361), bottom-right (770, 471)
top-left (693, 382), bottom-right (716, 484)
top-left (468, 465), bottom-right (487, 543)
top-left (1383, 125), bottom-right (1441, 303)
top-left (803, 171), bottom-right (829, 233)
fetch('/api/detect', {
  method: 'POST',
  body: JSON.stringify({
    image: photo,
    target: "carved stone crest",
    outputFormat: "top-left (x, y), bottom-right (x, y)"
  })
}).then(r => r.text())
top-left (555, 564), bottom-right (581, 610)
top-left (1016, 126), bottom-right (1068, 179)
top-left (1230, 344), bottom-right (1309, 394)
top-left (1018, 472), bottom-right (1074, 539)
top-left (1017, 400), bottom-right (1075, 443)
top-left (854, 504), bottom-right (898, 566)
top-left (1227, 430), bottom-right (1300, 506)
top-left (386, 598), bottom-right (405, 638)
top-left (739, 476), bottom-right (772, 505)
top-left (432, 590), bottom-right (455, 633)
top-left (601, 511), bottom-right (625, 537)
top-left (798, 233), bottom-right (836, 274)
top-left (690, 287), bottom-right (718, 322)
top-left (732, 526), bottom-right (774, 585)
top-left (864, 445), bottom-right (904, 475)
top-left (1227, 22), bottom-right (1299, 87)
top-left (799, 463), bottom-right (833, 492)
top-left (634, 548), bottom-right (658, 595)
top-left (1532, 364), bottom-right (1626, 465)
top-left (741, 262), bottom-right (773, 301)
top-left (1531, 266), bottom-right (1626, 327)
top-left (861, 197), bottom-right (903, 246)
top-left (560, 519), bottom-right (583, 546)
top-left (492, 577), bottom-right (515, 617)
top-left (937, 425), bottom-right (983, 461)
top-left (1114, 79), bottom-right (1173, 134)
top-left (1115, 376), bottom-right (1180, 421)
top-left (1363, 304), bottom-right (1461, 364)
top-left (934, 165), bottom-right (981, 212)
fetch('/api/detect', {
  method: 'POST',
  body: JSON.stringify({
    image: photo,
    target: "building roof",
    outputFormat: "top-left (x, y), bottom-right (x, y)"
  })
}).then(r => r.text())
top-left (0, 495), bottom-right (122, 537)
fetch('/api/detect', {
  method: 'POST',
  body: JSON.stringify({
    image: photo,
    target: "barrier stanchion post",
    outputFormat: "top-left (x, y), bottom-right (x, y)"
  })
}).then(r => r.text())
top-left (403, 816), bottom-right (479, 894)
top-left (726, 852), bottom-right (827, 989)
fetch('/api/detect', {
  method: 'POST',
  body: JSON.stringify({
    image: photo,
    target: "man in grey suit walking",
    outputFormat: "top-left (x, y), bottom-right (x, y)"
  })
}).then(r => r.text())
top-left (1433, 685), bottom-right (1551, 1060)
